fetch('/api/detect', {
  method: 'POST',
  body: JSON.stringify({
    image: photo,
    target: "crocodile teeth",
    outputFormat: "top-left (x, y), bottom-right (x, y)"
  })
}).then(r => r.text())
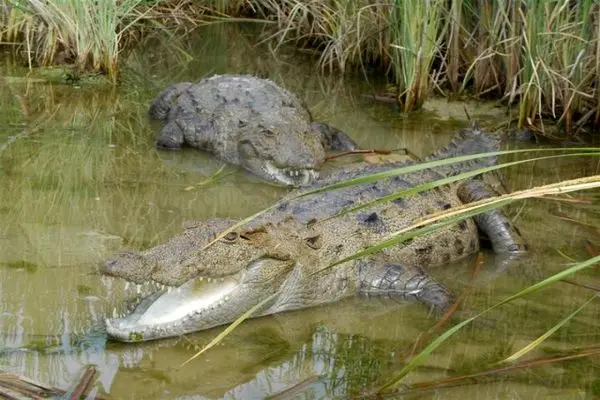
top-left (285, 169), bottom-right (302, 177)
top-left (263, 161), bottom-right (317, 185)
top-left (100, 276), bottom-right (112, 289)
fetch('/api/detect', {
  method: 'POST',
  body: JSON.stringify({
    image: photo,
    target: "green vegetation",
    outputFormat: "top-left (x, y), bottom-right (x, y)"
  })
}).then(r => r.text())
top-left (258, 0), bottom-right (600, 134)
top-left (1, 1), bottom-right (599, 133)
top-left (0, 0), bottom-right (158, 82)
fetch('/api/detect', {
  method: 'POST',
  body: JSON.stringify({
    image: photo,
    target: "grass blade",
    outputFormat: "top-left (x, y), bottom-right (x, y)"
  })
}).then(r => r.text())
top-left (377, 254), bottom-right (600, 392)
top-left (389, 346), bottom-right (600, 397)
top-left (317, 175), bottom-right (600, 275)
top-left (500, 294), bottom-right (597, 364)
top-left (179, 292), bottom-right (278, 368)
top-left (312, 199), bottom-right (514, 276)
top-left (324, 151), bottom-right (600, 221)
top-left (296, 148), bottom-right (600, 198)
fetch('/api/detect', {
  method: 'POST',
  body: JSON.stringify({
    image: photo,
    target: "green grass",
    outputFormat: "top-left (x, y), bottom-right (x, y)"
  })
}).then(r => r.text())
top-left (388, 0), bottom-right (444, 112)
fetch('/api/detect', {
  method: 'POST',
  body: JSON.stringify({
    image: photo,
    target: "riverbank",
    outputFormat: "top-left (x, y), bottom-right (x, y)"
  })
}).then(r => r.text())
top-left (1, 0), bottom-right (598, 135)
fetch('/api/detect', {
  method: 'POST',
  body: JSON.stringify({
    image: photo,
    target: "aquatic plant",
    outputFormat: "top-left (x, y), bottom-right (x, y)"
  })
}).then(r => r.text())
top-left (246, 0), bottom-right (600, 134)
top-left (0, 0), bottom-right (155, 82)
top-left (374, 253), bottom-right (600, 395)
top-left (388, 0), bottom-right (444, 112)
top-left (2, 0), bottom-right (599, 132)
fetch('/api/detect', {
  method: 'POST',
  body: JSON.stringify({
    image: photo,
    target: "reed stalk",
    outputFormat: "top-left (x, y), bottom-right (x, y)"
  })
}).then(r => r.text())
top-left (254, 0), bottom-right (600, 132)
top-left (388, 0), bottom-right (444, 112)
top-left (2, 0), bottom-right (600, 132)
top-left (1, 0), bottom-right (155, 82)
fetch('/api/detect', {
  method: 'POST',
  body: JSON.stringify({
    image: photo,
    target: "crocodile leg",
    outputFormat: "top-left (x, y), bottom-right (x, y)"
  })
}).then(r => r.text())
top-left (156, 118), bottom-right (186, 149)
top-left (457, 179), bottom-right (528, 254)
top-left (156, 112), bottom-right (216, 150)
top-left (148, 82), bottom-right (193, 121)
top-left (356, 258), bottom-right (454, 310)
top-left (311, 122), bottom-right (358, 152)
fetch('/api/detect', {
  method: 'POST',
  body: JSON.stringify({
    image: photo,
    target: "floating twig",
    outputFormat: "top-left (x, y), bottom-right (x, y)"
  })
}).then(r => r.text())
top-left (0, 369), bottom-right (62, 399)
top-left (326, 149), bottom-right (395, 161)
top-left (266, 376), bottom-right (323, 400)
top-left (68, 365), bottom-right (97, 400)
top-left (0, 366), bottom-right (106, 400)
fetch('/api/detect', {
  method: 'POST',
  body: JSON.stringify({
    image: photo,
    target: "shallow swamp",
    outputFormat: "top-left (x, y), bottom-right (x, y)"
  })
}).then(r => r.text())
top-left (1, 24), bottom-right (600, 399)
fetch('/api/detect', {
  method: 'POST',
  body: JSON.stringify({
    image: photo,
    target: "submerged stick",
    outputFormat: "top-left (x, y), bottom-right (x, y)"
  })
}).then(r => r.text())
top-left (406, 253), bottom-right (484, 357)
top-left (326, 149), bottom-right (394, 161)
top-left (68, 365), bottom-right (97, 400)
top-left (392, 347), bottom-right (600, 396)
top-left (0, 367), bottom-right (107, 400)
top-left (360, 94), bottom-right (397, 104)
top-left (266, 376), bottom-right (323, 400)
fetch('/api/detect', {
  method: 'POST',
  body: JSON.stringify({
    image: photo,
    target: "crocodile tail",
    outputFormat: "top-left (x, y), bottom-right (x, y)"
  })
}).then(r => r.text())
top-left (424, 124), bottom-right (501, 176)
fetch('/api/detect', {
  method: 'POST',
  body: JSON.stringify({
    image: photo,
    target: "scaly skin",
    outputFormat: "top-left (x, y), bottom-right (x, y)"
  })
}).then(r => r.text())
top-left (149, 75), bottom-right (357, 186)
top-left (102, 127), bottom-right (527, 342)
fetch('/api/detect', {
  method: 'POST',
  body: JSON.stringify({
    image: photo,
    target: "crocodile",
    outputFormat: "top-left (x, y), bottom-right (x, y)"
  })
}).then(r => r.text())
top-left (149, 74), bottom-right (357, 186)
top-left (102, 127), bottom-right (527, 342)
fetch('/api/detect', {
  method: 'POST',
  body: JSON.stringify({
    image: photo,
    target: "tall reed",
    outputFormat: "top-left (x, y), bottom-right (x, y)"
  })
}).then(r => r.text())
top-left (0, 0), bottom-right (153, 82)
top-left (2, 0), bottom-right (600, 132)
top-left (249, 0), bottom-right (600, 133)
top-left (388, 0), bottom-right (444, 112)
top-left (515, 0), bottom-right (597, 131)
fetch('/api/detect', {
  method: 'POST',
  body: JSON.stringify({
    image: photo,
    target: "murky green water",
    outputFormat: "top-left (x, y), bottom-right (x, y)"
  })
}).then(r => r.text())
top-left (1, 24), bottom-right (600, 399)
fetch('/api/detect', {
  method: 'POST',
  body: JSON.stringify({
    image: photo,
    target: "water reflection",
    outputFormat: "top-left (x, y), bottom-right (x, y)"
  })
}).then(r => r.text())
top-left (100, 298), bottom-right (434, 398)
top-left (1, 23), bottom-right (600, 399)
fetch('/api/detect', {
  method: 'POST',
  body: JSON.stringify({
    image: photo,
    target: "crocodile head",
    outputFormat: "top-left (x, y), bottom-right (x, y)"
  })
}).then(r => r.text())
top-left (102, 221), bottom-right (303, 342)
top-left (236, 118), bottom-right (326, 186)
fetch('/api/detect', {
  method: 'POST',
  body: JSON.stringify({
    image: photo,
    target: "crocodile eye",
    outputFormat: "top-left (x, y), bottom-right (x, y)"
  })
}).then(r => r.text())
top-left (262, 129), bottom-right (276, 137)
top-left (304, 235), bottom-right (322, 250)
top-left (222, 232), bottom-right (239, 243)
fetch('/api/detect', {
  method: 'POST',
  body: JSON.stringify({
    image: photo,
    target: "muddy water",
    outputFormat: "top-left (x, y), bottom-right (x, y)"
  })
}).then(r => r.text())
top-left (1, 24), bottom-right (600, 399)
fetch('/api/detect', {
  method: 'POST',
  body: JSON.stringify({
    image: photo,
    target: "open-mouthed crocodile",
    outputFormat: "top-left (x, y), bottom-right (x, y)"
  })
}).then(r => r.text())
top-left (102, 127), bottom-right (527, 342)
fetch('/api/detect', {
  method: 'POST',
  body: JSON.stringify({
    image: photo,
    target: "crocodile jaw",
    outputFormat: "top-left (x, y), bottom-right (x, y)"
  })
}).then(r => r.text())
top-left (260, 160), bottom-right (318, 186)
top-left (105, 258), bottom-right (294, 342)
top-left (105, 274), bottom-right (243, 342)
